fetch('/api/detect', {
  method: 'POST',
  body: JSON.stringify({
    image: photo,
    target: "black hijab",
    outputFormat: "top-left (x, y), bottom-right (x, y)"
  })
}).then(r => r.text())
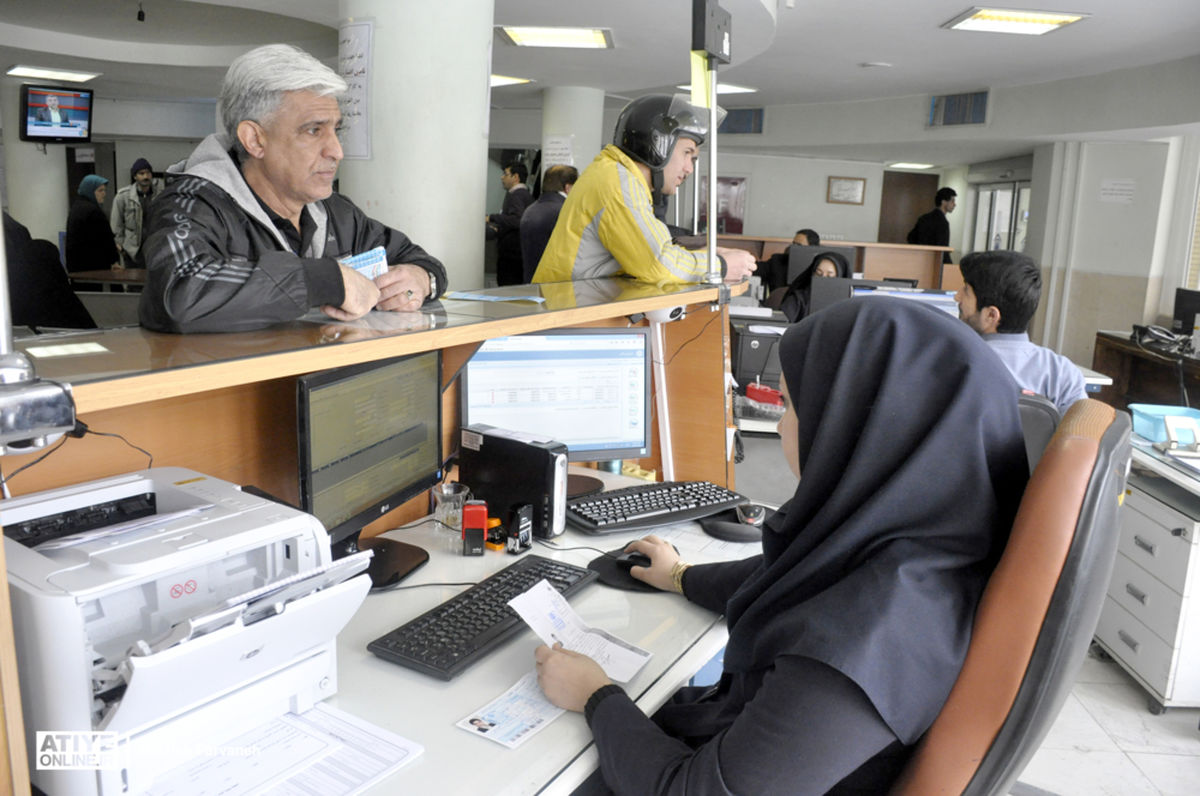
top-left (722, 297), bottom-right (1028, 744)
top-left (779, 250), bottom-right (851, 322)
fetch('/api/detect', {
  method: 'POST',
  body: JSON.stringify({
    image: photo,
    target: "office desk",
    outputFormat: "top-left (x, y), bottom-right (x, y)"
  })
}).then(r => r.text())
top-left (712, 235), bottom-right (953, 288)
top-left (333, 491), bottom-right (760, 794)
top-left (1092, 330), bottom-right (1200, 410)
top-left (68, 267), bottom-right (147, 291)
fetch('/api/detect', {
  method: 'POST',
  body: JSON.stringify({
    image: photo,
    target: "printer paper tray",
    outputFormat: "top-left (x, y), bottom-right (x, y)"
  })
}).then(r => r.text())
top-left (101, 573), bottom-right (370, 735)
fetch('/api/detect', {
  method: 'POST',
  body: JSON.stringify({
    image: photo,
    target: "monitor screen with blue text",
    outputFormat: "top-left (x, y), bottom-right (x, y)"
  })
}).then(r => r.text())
top-left (462, 328), bottom-right (652, 463)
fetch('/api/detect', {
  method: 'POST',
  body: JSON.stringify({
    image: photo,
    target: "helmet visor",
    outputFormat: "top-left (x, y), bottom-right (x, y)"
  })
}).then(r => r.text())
top-left (668, 93), bottom-right (728, 140)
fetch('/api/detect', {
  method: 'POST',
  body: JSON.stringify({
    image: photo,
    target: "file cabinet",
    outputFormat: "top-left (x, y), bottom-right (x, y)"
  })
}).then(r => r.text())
top-left (1095, 451), bottom-right (1200, 712)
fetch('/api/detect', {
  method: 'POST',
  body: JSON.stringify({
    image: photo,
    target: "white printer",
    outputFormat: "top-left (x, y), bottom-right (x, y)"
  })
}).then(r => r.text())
top-left (2, 468), bottom-right (371, 796)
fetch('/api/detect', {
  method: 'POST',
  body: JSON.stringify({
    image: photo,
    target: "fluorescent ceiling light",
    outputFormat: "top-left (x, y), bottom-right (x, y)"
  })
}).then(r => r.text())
top-left (490, 75), bottom-right (531, 88)
top-left (7, 64), bottom-right (101, 82)
top-left (942, 7), bottom-right (1087, 35)
top-left (676, 83), bottom-right (757, 95)
top-left (890, 162), bottom-right (935, 169)
top-left (498, 26), bottom-right (613, 49)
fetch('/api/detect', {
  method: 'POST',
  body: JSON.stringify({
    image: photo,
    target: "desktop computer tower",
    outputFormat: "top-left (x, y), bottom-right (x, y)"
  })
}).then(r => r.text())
top-left (730, 315), bottom-right (788, 389)
top-left (457, 424), bottom-right (568, 538)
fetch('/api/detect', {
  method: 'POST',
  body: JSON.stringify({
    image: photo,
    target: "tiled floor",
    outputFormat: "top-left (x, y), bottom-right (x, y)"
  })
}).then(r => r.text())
top-left (734, 432), bottom-right (1200, 796)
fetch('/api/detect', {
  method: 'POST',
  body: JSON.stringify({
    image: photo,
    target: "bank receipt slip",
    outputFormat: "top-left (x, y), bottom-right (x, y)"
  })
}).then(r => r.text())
top-left (509, 579), bottom-right (651, 682)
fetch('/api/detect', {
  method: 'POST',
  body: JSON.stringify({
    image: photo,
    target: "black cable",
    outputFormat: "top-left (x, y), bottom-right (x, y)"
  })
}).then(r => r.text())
top-left (535, 539), bottom-right (624, 559)
top-left (1177, 356), bottom-right (1190, 408)
top-left (661, 310), bottom-right (724, 368)
top-left (370, 579), bottom-right (476, 594)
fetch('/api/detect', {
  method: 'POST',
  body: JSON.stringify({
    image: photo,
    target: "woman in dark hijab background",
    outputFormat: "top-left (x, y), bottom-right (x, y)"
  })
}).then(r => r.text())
top-left (535, 298), bottom-right (1029, 794)
top-left (66, 173), bottom-right (119, 275)
top-left (777, 250), bottom-right (851, 322)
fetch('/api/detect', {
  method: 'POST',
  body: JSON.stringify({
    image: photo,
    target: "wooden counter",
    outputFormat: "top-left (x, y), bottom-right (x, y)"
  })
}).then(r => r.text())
top-left (715, 235), bottom-right (954, 289)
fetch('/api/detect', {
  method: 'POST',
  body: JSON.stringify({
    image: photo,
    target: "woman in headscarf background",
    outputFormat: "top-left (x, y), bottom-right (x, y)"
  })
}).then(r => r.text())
top-left (775, 250), bottom-right (851, 322)
top-left (535, 297), bottom-right (1029, 794)
top-left (66, 174), bottom-right (120, 276)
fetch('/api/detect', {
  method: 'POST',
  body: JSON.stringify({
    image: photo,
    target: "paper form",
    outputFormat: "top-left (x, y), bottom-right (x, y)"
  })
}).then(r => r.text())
top-left (508, 579), bottom-right (651, 683)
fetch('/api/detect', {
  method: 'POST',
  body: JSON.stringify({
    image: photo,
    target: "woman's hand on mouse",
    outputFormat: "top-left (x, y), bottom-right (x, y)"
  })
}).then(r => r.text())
top-left (535, 643), bottom-right (612, 712)
top-left (624, 535), bottom-right (680, 592)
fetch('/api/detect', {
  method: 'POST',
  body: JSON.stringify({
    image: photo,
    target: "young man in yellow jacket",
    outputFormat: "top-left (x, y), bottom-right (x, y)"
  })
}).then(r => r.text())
top-left (533, 94), bottom-right (755, 285)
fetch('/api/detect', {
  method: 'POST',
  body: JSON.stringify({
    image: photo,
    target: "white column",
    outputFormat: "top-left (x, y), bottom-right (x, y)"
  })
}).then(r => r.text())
top-left (337, 0), bottom-right (493, 290)
top-left (541, 86), bottom-right (605, 173)
top-left (0, 79), bottom-right (70, 243)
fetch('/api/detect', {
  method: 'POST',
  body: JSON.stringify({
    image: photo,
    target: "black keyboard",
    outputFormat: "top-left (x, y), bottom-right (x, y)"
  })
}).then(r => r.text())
top-left (367, 555), bottom-right (596, 680)
top-left (566, 480), bottom-right (746, 534)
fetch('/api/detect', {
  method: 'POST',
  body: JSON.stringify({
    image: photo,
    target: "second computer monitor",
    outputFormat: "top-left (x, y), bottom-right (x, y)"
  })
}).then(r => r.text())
top-left (809, 277), bottom-right (959, 317)
top-left (461, 328), bottom-right (652, 463)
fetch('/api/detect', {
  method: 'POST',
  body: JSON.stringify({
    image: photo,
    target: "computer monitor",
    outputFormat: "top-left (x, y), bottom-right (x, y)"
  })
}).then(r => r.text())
top-left (297, 350), bottom-right (442, 565)
top-left (784, 244), bottom-right (859, 283)
top-left (809, 277), bottom-right (959, 317)
top-left (1172, 287), bottom-right (1200, 334)
top-left (461, 328), bottom-right (652, 493)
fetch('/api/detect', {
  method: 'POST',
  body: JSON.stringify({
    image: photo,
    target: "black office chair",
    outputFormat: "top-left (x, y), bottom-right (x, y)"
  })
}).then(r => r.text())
top-left (1018, 392), bottom-right (1061, 473)
top-left (891, 399), bottom-right (1131, 796)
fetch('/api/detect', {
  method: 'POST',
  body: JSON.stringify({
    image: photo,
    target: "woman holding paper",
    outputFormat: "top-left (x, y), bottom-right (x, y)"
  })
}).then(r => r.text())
top-left (534, 297), bottom-right (1028, 793)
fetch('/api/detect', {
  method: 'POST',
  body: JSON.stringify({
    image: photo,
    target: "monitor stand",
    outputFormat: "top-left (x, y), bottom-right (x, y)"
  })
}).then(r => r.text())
top-left (567, 473), bottom-right (605, 500)
top-left (352, 535), bottom-right (430, 589)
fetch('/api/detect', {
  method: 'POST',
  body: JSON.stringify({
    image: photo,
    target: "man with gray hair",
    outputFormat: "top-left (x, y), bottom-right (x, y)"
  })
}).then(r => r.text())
top-left (139, 44), bottom-right (445, 333)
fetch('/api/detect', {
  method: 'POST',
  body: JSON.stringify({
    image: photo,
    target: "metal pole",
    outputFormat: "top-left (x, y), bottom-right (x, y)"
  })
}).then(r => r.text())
top-left (691, 170), bottom-right (700, 235)
top-left (705, 58), bottom-right (721, 284)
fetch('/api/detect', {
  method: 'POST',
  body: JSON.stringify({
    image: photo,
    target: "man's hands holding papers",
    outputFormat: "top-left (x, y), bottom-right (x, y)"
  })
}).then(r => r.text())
top-left (535, 643), bottom-right (612, 713)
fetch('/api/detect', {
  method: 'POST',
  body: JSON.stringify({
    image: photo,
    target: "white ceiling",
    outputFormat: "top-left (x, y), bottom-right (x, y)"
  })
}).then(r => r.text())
top-left (2, 0), bottom-right (1199, 165)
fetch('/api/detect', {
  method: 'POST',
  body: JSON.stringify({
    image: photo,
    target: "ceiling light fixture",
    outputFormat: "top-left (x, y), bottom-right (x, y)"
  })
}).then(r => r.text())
top-left (859, 62), bottom-right (893, 69)
top-left (942, 7), bottom-right (1087, 35)
top-left (6, 65), bottom-right (102, 83)
top-left (490, 75), bottom-right (531, 88)
top-left (889, 162), bottom-right (936, 170)
top-left (497, 26), bottom-right (613, 49)
top-left (675, 82), bottom-right (756, 95)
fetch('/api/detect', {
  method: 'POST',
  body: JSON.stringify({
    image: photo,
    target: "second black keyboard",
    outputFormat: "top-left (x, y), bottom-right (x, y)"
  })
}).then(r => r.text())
top-left (567, 480), bottom-right (746, 534)
top-left (367, 554), bottom-right (596, 680)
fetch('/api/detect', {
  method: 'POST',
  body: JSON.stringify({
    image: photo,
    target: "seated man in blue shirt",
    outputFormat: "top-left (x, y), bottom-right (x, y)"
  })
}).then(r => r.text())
top-left (955, 249), bottom-right (1086, 414)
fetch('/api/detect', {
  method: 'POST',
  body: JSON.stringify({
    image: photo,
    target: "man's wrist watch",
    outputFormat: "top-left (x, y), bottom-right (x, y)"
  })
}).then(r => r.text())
top-left (427, 271), bottom-right (437, 299)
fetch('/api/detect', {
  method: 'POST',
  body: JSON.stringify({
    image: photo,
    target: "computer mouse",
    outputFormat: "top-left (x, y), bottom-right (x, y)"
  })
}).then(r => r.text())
top-left (615, 551), bottom-right (652, 571)
top-left (736, 503), bottom-right (766, 527)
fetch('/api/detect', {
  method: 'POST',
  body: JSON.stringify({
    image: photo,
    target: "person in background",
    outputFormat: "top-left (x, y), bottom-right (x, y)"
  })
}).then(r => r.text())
top-left (955, 249), bottom-right (1087, 414)
top-left (65, 174), bottom-right (119, 276)
top-left (534, 297), bottom-right (1027, 794)
top-left (111, 158), bottom-right (164, 268)
top-left (772, 250), bottom-right (852, 322)
top-left (486, 162), bottom-right (533, 286)
top-left (532, 94), bottom-right (755, 286)
top-left (139, 44), bottom-right (445, 334)
top-left (520, 164), bottom-right (578, 282)
top-left (907, 187), bottom-right (957, 264)
top-left (758, 227), bottom-right (823, 291)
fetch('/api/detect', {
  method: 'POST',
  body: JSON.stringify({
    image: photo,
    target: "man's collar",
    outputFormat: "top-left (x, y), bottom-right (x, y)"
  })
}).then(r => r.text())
top-left (508, 183), bottom-right (527, 193)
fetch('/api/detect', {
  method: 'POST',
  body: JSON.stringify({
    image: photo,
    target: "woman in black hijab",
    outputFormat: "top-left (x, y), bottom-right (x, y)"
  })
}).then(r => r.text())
top-left (535, 297), bottom-right (1028, 794)
top-left (777, 250), bottom-right (851, 322)
top-left (65, 174), bottom-right (119, 275)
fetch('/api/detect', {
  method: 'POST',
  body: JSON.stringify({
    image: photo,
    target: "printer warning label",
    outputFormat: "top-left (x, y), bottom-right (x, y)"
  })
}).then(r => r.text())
top-left (36, 731), bottom-right (123, 770)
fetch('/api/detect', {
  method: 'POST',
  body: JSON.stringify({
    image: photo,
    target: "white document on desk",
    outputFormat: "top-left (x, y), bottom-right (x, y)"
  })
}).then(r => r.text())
top-left (509, 579), bottom-right (651, 683)
top-left (145, 702), bottom-right (421, 796)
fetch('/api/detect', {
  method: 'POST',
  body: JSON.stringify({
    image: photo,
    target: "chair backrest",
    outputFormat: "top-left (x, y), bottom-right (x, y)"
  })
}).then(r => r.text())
top-left (1018, 392), bottom-right (1061, 473)
top-left (891, 398), bottom-right (1131, 796)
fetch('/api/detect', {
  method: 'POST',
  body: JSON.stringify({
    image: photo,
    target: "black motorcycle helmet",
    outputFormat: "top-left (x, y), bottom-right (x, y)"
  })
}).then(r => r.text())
top-left (613, 94), bottom-right (725, 195)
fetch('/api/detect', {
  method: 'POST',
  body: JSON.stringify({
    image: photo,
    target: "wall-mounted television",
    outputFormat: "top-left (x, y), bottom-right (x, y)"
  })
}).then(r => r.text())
top-left (19, 84), bottom-right (93, 143)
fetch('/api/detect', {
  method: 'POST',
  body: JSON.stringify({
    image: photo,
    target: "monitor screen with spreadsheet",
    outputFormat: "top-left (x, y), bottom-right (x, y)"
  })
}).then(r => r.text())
top-left (461, 328), bottom-right (652, 463)
top-left (297, 350), bottom-right (442, 554)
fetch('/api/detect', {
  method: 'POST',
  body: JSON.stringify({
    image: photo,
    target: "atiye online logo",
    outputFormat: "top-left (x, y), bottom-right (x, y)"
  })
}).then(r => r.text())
top-left (36, 732), bottom-right (123, 770)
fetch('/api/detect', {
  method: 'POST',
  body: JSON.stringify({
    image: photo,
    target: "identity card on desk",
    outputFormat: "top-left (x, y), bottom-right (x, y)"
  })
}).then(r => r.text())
top-left (456, 579), bottom-right (652, 749)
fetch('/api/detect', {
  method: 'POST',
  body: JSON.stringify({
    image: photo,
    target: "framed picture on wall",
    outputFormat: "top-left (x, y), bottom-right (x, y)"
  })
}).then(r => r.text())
top-left (827, 176), bottom-right (866, 205)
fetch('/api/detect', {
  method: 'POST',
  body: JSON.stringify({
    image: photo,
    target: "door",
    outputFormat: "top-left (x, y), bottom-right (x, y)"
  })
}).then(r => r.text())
top-left (879, 171), bottom-right (940, 244)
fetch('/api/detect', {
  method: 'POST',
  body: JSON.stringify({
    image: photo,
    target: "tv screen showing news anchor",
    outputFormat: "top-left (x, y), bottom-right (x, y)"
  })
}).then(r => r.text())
top-left (23, 86), bottom-right (92, 142)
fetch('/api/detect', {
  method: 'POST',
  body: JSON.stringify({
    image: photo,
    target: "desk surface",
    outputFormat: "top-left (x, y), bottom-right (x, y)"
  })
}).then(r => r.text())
top-left (333, 472), bottom-right (760, 794)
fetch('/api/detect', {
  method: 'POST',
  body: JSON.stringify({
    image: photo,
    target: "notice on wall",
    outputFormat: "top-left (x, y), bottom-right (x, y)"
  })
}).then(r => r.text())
top-left (1099, 178), bottom-right (1136, 204)
top-left (338, 20), bottom-right (373, 160)
top-left (541, 135), bottom-right (575, 168)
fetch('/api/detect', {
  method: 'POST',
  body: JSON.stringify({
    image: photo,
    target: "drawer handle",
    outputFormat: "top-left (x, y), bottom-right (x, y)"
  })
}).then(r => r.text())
top-left (1170, 527), bottom-right (1186, 537)
top-left (1118, 630), bottom-right (1140, 653)
top-left (1133, 535), bottom-right (1157, 556)
top-left (1125, 583), bottom-right (1148, 604)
